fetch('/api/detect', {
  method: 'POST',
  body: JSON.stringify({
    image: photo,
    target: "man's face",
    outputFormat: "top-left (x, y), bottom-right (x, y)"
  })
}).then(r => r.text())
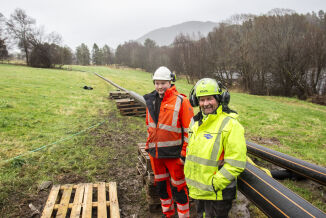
top-left (154, 80), bottom-right (171, 97)
top-left (199, 95), bottom-right (219, 115)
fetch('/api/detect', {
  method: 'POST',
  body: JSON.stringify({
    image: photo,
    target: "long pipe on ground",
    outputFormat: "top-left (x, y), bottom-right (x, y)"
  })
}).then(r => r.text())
top-left (95, 73), bottom-right (326, 217)
top-left (247, 141), bottom-right (326, 186)
top-left (238, 163), bottom-right (325, 217)
top-left (94, 72), bottom-right (128, 92)
top-left (94, 73), bottom-right (146, 105)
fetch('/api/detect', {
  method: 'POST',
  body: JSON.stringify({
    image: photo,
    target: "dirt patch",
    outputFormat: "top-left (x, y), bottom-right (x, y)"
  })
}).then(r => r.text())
top-left (310, 95), bottom-right (326, 106)
top-left (250, 136), bottom-right (281, 146)
top-left (9, 173), bottom-right (89, 218)
top-left (89, 111), bottom-right (149, 217)
top-left (55, 173), bottom-right (88, 184)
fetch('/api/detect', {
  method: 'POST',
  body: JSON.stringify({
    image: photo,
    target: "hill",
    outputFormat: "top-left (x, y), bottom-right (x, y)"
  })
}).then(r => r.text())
top-left (136, 21), bottom-right (219, 46)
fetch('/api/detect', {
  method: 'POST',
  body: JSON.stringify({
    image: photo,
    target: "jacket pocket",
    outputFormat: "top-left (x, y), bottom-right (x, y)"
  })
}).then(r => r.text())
top-left (211, 176), bottom-right (218, 200)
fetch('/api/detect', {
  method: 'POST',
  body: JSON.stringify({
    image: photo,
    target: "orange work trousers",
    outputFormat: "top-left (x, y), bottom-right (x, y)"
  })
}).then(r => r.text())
top-left (149, 156), bottom-right (190, 218)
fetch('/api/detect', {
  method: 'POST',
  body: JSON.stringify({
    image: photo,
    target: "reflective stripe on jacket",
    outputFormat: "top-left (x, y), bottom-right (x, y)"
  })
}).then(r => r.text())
top-left (144, 85), bottom-right (194, 158)
top-left (184, 106), bottom-right (247, 200)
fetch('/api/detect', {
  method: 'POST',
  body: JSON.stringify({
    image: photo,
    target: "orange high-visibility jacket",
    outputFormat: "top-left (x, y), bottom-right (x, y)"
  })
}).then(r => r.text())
top-left (144, 85), bottom-right (194, 158)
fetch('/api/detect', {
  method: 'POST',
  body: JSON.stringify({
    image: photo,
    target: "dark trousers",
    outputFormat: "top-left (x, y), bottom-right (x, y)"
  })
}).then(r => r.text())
top-left (195, 199), bottom-right (232, 218)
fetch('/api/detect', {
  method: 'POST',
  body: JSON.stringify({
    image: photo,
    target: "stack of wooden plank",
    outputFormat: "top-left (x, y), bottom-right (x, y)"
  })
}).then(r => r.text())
top-left (109, 90), bottom-right (146, 117)
top-left (136, 143), bottom-right (161, 212)
top-left (115, 98), bottom-right (146, 117)
top-left (41, 182), bottom-right (120, 218)
top-left (109, 90), bottom-right (130, 100)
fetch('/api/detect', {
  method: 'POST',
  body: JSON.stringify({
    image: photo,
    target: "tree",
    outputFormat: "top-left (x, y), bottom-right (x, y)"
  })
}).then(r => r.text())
top-left (143, 38), bottom-right (158, 72)
top-left (0, 13), bottom-right (8, 61)
top-left (76, 43), bottom-right (90, 65)
top-left (29, 43), bottom-right (72, 68)
top-left (6, 8), bottom-right (36, 65)
top-left (0, 12), bottom-right (6, 39)
top-left (62, 46), bottom-right (73, 65)
top-left (29, 43), bottom-right (52, 68)
top-left (0, 38), bottom-right (8, 61)
top-left (91, 43), bottom-right (102, 65)
top-left (102, 44), bottom-right (113, 65)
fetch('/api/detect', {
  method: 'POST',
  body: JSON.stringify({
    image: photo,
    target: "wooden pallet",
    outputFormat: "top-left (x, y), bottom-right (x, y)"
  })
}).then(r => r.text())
top-left (41, 182), bottom-right (120, 218)
top-left (120, 108), bottom-right (146, 117)
top-left (137, 143), bottom-right (152, 173)
top-left (115, 98), bottom-right (146, 117)
top-left (115, 98), bottom-right (142, 108)
top-left (109, 91), bottom-right (130, 99)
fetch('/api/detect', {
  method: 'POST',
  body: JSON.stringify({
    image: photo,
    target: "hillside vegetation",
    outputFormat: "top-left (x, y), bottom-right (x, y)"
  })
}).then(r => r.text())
top-left (0, 64), bottom-right (325, 216)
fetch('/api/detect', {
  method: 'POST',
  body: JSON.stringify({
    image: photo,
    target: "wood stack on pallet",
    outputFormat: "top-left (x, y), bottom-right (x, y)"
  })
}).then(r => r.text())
top-left (115, 98), bottom-right (146, 117)
top-left (109, 90), bottom-right (146, 117)
top-left (136, 143), bottom-right (161, 212)
top-left (41, 182), bottom-right (120, 218)
top-left (109, 90), bottom-right (130, 100)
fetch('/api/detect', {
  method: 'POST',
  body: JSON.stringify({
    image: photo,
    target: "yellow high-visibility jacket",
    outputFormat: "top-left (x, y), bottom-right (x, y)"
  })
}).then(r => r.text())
top-left (184, 106), bottom-right (247, 200)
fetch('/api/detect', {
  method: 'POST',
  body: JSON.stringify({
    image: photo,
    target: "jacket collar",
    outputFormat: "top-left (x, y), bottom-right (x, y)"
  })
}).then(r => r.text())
top-left (162, 84), bottom-right (178, 100)
top-left (143, 84), bottom-right (178, 101)
top-left (194, 105), bottom-right (238, 127)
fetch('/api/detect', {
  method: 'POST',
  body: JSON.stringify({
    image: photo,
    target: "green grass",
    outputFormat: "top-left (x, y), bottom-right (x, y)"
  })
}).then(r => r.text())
top-left (0, 64), bottom-right (325, 216)
top-left (0, 64), bottom-right (111, 160)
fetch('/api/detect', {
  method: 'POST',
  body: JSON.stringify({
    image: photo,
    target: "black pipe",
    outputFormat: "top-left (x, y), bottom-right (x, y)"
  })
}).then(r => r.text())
top-left (271, 169), bottom-right (306, 180)
top-left (246, 141), bottom-right (326, 186)
top-left (238, 163), bottom-right (326, 217)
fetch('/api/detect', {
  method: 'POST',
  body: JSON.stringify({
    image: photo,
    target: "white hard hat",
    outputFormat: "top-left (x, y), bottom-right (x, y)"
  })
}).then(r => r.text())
top-left (153, 66), bottom-right (174, 81)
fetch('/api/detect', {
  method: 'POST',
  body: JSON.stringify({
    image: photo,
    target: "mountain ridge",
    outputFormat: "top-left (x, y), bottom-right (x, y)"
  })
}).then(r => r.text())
top-left (136, 21), bottom-right (219, 46)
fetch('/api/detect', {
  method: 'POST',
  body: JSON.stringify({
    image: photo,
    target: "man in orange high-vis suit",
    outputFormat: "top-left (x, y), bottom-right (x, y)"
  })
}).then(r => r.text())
top-left (144, 66), bottom-right (194, 218)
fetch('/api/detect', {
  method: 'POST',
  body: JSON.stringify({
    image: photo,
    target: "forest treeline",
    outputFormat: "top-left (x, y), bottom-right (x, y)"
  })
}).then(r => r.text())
top-left (1, 8), bottom-right (325, 98)
top-left (114, 9), bottom-right (326, 98)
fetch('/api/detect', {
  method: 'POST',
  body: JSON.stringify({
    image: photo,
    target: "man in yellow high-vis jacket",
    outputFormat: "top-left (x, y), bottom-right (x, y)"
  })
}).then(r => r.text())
top-left (184, 78), bottom-right (247, 218)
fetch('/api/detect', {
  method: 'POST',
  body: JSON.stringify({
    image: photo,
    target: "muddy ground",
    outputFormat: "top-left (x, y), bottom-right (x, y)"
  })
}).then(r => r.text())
top-left (7, 113), bottom-right (325, 217)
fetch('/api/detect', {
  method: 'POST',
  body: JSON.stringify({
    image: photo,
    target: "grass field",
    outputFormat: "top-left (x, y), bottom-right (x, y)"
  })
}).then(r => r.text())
top-left (0, 64), bottom-right (325, 216)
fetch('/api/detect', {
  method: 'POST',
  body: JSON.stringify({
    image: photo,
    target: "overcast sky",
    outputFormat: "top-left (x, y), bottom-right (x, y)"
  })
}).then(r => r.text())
top-left (1, 0), bottom-right (325, 50)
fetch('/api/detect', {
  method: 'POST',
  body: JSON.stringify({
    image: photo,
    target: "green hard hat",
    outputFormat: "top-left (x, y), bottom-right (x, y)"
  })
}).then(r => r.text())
top-left (195, 78), bottom-right (221, 97)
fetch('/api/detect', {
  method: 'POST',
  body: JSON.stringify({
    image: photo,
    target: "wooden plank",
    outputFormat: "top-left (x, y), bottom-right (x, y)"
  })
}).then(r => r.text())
top-left (82, 183), bottom-right (93, 218)
top-left (109, 182), bottom-right (120, 218)
top-left (41, 184), bottom-right (61, 218)
top-left (115, 98), bottom-right (133, 103)
top-left (137, 143), bottom-right (146, 147)
top-left (70, 183), bottom-right (85, 218)
top-left (120, 111), bottom-right (146, 116)
top-left (56, 184), bottom-right (73, 218)
top-left (97, 182), bottom-right (107, 218)
top-left (54, 202), bottom-right (110, 209)
top-left (110, 91), bottom-right (127, 94)
top-left (119, 107), bottom-right (145, 111)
